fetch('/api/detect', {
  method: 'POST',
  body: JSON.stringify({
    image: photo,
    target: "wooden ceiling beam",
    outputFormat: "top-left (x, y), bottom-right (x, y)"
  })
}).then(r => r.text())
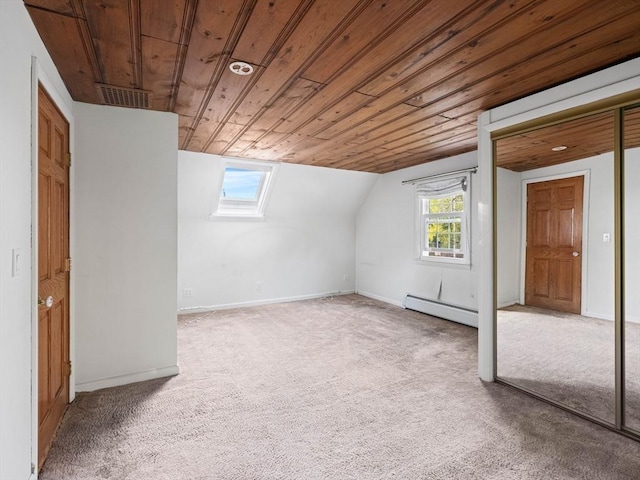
top-left (25, 0), bottom-right (640, 172)
top-left (82, 0), bottom-right (135, 88)
top-left (25, 5), bottom-right (102, 102)
top-left (276, 0), bottom-right (485, 135)
top-left (232, 0), bottom-right (316, 67)
top-left (298, 9), bottom-right (640, 164)
top-left (301, 0), bottom-right (433, 85)
top-left (176, 0), bottom-right (255, 148)
top-left (215, 0), bottom-right (371, 146)
top-left (141, 36), bottom-right (179, 111)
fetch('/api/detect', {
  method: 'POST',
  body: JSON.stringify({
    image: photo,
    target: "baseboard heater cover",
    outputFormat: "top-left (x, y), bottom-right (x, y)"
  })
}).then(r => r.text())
top-left (405, 295), bottom-right (478, 328)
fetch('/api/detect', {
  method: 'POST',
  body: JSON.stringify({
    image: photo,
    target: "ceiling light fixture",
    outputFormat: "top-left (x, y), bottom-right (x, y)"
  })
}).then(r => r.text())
top-left (551, 145), bottom-right (568, 151)
top-left (229, 61), bottom-right (254, 76)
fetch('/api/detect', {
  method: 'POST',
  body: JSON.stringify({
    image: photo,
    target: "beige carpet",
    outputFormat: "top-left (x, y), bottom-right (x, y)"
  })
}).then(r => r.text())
top-left (497, 304), bottom-right (640, 429)
top-left (40, 295), bottom-right (640, 479)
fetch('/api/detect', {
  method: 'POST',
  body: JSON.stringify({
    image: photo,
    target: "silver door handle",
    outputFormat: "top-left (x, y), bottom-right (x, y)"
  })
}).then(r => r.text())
top-left (572, 252), bottom-right (580, 257)
top-left (38, 295), bottom-right (54, 308)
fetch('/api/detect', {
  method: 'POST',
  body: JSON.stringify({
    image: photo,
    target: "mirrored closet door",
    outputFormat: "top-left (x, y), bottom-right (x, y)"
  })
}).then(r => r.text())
top-left (494, 99), bottom-right (639, 438)
top-left (624, 105), bottom-right (640, 434)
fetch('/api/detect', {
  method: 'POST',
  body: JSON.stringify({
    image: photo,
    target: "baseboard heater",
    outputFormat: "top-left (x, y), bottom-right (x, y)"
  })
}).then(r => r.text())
top-left (405, 295), bottom-right (478, 328)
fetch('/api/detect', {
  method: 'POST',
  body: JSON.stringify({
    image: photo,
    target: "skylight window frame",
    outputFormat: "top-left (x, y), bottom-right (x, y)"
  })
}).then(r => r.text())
top-left (210, 159), bottom-right (278, 220)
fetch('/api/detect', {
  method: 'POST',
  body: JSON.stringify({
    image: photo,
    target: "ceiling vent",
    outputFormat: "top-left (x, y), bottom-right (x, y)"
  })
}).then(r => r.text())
top-left (95, 84), bottom-right (152, 109)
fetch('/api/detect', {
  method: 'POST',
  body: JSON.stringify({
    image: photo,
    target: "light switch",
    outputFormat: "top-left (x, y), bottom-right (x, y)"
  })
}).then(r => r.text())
top-left (603, 233), bottom-right (611, 243)
top-left (12, 248), bottom-right (21, 277)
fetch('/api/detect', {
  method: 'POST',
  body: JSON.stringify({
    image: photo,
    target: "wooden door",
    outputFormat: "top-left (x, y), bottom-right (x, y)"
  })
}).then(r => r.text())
top-left (525, 176), bottom-right (583, 314)
top-left (38, 84), bottom-right (70, 469)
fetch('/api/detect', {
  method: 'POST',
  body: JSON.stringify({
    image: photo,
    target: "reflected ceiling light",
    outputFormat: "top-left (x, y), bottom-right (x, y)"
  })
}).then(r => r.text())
top-left (551, 145), bottom-right (568, 151)
top-left (229, 61), bottom-right (254, 75)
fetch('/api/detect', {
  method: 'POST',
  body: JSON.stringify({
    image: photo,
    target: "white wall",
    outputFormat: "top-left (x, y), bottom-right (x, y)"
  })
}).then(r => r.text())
top-left (0, 2), bottom-right (74, 478)
top-left (624, 147), bottom-right (640, 322)
top-left (178, 151), bottom-right (378, 310)
top-left (74, 103), bottom-right (179, 391)
top-left (496, 167), bottom-right (522, 307)
top-left (355, 151), bottom-right (479, 308)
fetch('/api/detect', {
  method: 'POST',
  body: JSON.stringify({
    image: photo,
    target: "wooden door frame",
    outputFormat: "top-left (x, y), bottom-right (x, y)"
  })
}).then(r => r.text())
top-left (30, 57), bottom-right (75, 476)
top-left (518, 170), bottom-right (591, 316)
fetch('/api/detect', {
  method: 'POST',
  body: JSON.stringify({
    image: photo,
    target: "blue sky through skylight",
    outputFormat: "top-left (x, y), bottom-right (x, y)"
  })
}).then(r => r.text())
top-left (221, 167), bottom-right (263, 200)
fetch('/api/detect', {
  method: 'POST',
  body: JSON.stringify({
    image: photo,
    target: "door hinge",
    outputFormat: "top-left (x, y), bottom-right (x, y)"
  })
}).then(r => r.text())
top-left (65, 258), bottom-right (72, 272)
top-left (66, 152), bottom-right (72, 167)
top-left (67, 361), bottom-right (72, 376)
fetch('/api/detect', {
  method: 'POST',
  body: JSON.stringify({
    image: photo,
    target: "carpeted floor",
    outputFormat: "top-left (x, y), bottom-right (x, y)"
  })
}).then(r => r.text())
top-left (497, 304), bottom-right (640, 429)
top-left (41, 295), bottom-right (640, 479)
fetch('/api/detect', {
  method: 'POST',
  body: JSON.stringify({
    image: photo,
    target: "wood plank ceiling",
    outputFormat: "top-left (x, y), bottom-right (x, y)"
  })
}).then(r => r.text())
top-left (25, 0), bottom-right (640, 173)
top-left (496, 108), bottom-right (640, 172)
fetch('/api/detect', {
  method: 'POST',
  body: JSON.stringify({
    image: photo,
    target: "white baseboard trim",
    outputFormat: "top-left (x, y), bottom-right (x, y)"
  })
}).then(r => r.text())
top-left (582, 311), bottom-right (640, 323)
top-left (583, 310), bottom-right (614, 321)
top-left (498, 306), bottom-right (639, 324)
top-left (355, 290), bottom-right (404, 308)
top-left (177, 290), bottom-right (356, 315)
top-left (76, 365), bottom-right (179, 392)
top-left (497, 300), bottom-right (519, 309)
top-left (405, 295), bottom-right (478, 328)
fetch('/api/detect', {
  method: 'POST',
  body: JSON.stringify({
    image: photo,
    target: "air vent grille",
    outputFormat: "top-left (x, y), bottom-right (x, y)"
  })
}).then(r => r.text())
top-left (95, 84), bottom-right (152, 109)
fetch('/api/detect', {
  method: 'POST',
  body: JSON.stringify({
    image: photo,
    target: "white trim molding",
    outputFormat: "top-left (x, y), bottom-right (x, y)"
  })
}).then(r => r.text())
top-left (178, 290), bottom-right (356, 315)
top-left (76, 366), bottom-right (180, 392)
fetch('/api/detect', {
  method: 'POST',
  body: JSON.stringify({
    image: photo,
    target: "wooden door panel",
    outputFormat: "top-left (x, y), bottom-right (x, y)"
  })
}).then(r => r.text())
top-left (532, 259), bottom-right (550, 298)
top-left (38, 311), bottom-right (49, 425)
top-left (525, 176), bottom-right (583, 313)
top-left (38, 174), bottom-right (50, 282)
top-left (530, 186), bottom-right (552, 204)
top-left (38, 84), bottom-right (70, 470)
top-left (38, 111), bottom-right (51, 156)
top-left (52, 179), bottom-right (65, 274)
top-left (532, 209), bottom-right (551, 246)
top-left (556, 185), bottom-right (576, 202)
top-left (54, 127), bottom-right (65, 168)
top-left (555, 259), bottom-right (575, 301)
top-left (557, 207), bottom-right (575, 247)
top-left (50, 302), bottom-right (64, 400)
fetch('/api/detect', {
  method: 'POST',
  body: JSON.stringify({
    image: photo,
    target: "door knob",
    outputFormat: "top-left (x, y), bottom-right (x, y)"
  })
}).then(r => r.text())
top-left (38, 295), bottom-right (54, 308)
top-left (572, 251), bottom-right (580, 257)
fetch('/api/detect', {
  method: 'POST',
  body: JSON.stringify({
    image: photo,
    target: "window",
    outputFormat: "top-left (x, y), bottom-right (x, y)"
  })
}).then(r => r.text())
top-left (212, 160), bottom-right (277, 218)
top-left (416, 172), bottom-right (471, 265)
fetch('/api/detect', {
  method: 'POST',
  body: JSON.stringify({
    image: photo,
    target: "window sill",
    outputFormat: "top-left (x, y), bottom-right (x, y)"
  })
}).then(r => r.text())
top-left (209, 213), bottom-right (266, 222)
top-left (414, 258), bottom-right (471, 270)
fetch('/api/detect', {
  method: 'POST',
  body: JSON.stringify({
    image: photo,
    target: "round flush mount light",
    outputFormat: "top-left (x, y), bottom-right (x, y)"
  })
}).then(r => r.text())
top-left (229, 61), bottom-right (254, 76)
top-left (551, 145), bottom-right (568, 151)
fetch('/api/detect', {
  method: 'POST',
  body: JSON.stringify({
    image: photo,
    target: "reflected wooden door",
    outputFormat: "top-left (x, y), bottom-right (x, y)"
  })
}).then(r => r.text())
top-left (525, 176), bottom-right (583, 314)
top-left (38, 84), bottom-right (70, 469)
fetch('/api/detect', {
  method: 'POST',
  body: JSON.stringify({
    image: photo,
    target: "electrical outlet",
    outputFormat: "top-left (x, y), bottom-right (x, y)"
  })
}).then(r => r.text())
top-left (183, 288), bottom-right (193, 297)
top-left (256, 281), bottom-right (262, 291)
top-left (343, 274), bottom-right (350, 282)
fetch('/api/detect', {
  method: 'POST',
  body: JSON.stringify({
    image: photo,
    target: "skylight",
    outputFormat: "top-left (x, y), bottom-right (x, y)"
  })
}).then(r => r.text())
top-left (221, 167), bottom-right (264, 201)
top-left (212, 160), bottom-right (277, 218)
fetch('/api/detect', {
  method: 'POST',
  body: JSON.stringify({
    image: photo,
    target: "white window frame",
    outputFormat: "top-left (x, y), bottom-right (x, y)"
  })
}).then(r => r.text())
top-left (210, 158), bottom-right (278, 219)
top-left (415, 172), bottom-right (471, 265)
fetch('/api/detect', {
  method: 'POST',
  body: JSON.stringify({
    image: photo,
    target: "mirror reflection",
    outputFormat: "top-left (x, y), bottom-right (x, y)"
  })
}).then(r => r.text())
top-left (496, 112), bottom-right (616, 423)
top-left (624, 106), bottom-right (640, 433)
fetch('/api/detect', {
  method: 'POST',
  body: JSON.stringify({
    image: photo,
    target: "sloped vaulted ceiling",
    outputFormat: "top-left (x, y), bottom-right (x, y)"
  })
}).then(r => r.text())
top-left (24, 0), bottom-right (640, 173)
